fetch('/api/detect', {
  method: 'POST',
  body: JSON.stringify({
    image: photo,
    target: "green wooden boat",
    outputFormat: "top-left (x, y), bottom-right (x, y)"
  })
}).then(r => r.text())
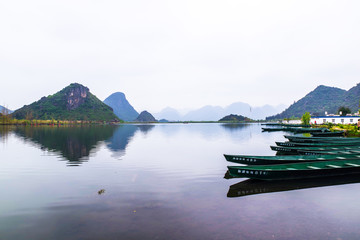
top-left (261, 123), bottom-right (281, 126)
top-left (227, 158), bottom-right (360, 180)
top-left (224, 153), bottom-right (360, 165)
top-left (298, 150), bottom-right (360, 155)
top-left (262, 127), bottom-right (294, 132)
top-left (262, 127), bottom-right (329, 133)
top-left (293, 127), bottom-right (330, 133)
top-left (261, 127), bottom-right (295, 132)
top-left (275, 141), bottom-right (360, 147)
top-left (271, 145), bottom-right (360, 154)
top-left (261, 123), bottom-right (311, 127)
top-left (311, 131), bottom-right (345, 137)
top-left (284, 135), bottom-right (360, 143)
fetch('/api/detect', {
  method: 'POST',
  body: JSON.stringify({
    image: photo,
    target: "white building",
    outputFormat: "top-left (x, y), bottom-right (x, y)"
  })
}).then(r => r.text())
top-left (310, 115), bottom-right (360, 125)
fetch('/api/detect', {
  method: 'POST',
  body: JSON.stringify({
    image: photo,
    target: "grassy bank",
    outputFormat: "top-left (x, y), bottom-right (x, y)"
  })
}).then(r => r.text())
top-left (315, 123), bottom-right (360, 137)
top-left (0, 118), bottom-right (118, 126)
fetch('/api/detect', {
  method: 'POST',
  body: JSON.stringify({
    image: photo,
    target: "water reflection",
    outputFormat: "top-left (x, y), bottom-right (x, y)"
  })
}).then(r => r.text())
top-left (11, 124), bottom-right (157, 164)
top-left (137, 124), bottom-right (155, 134)
top-left (13, 126), bottom-right (116, 165)
top-left (105, 124), bottom-right (154, 158)
top-left (227, 174), bottom-right (360, 198)
top-left (0, 126), bottom-right (13, 142)
top-left (220, 123), bottom-right (251, 132)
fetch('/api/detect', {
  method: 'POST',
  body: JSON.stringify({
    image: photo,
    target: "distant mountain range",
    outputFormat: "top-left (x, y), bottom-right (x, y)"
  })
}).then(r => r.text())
top-left (154, 103), bottom-right (287, 121)
top-left (103, 92), bottom-right (139, 121)
top-left (12, 83), bottom-right (119, 121)
top-left (9, 81), bottom-right (359, 122)
top-left (267, 83), bottom-right (360, 120)
top-left (0, 105), bottom-right (12, 114)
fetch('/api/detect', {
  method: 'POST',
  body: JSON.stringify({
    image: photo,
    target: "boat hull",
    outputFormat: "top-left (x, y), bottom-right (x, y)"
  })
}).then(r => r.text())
top-left (271, 145), bottom-right (360, 154)
top-left (227, 159), bottom-right (360, 180)
top-left (224, 154), bottom-right (360, 165)
top-left (275, 141), bottom-right (360, 147)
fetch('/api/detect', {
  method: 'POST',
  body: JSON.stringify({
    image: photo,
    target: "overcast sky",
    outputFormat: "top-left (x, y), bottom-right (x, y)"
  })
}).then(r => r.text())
top-left (1, 0), bottom-right (360, 113)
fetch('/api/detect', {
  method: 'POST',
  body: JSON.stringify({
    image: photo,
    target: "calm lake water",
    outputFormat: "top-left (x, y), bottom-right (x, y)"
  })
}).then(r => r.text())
top-left (1, 123), bottom-right (360, 240)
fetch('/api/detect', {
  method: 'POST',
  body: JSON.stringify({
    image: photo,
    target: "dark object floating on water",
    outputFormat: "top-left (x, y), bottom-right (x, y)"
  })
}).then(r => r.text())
top-left (98, 189), bottom-right (105, 195)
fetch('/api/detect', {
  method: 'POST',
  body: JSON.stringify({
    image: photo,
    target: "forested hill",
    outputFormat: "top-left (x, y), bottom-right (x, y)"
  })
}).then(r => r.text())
top-left (219, 114), bottom-right (252, 122)
top-left (12, 83), bottom-right (120, 121)
top-left (267, 84), bottom-right (360, 120)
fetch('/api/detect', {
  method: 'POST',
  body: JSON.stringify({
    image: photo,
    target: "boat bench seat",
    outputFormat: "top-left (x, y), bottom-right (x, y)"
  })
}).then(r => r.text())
top-left (345, 163), bottom-right (360, 167)
top-left (326, 164), bottom-right (341, 168)
top-left (307, 166), bottom-right (320, 169)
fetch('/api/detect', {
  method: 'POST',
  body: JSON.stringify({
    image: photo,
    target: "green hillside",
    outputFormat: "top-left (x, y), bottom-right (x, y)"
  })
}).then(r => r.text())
top-left (12, 83), bottom-right (120, 121)
top-left (267, 84), bottom-right (360, 120)
top-left (219, 114), bottom-right (252, 122)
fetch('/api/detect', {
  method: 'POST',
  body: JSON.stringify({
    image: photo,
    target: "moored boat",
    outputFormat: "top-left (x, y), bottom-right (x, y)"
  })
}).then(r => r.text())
top-left (284, 135), bottom-right (360, 143)
top-left (271, 145), bottom-right (360, 154)
top-left (293, 127), bottom-right (330, 133)
top-left (224, 153), bottom-right (360, 165)
top-left (298, 150), bottom-right (360, 155)
top-left (311, 131), bottom-right (345, 137)
top-left (262, 127), bottom-right (294, 132)
top-left (227, 159), bottom-right (360, 180)
top-left (275, 141), bottom-right (360, 147)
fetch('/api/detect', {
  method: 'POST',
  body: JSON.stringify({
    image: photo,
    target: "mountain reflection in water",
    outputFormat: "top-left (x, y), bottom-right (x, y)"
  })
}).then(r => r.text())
top-left (12, 125), bottom-right (156, 165)
top-left (227, 174), bottom-right (360, 198)
top-left (220, 123), bottom-right (251, 131)
top-left (105, 124), bottom-right (155, 157)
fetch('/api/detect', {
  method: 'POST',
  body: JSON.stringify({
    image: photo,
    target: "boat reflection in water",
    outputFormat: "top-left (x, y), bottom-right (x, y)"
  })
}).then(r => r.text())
top-left (226, 172), bottom-right (360, 198)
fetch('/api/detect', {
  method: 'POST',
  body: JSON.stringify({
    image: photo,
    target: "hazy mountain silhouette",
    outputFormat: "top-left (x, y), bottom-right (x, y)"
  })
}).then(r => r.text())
top-left (103, 92), bottom-right (139, 121)
top-left (154, 103), bottom-right (286, 121)
top-left (0, 105), bottom-right (12, 114)
top-left (153, 107), bottom-right (182, 121)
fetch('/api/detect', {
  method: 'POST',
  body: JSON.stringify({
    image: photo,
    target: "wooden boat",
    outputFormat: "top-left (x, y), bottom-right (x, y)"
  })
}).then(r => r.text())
top-left (271, 145), bottom-right (360, 154)
top-left (261, 123), bottom-right (311, 127)
top-left (293, 127), bottom-right (330, 133)
top-left (311, 131), bottom-right (345, 137)
top-left (262, 127), bottom-right (294, 132)
top-left (298, 150), bottom-right (360, 155)
top-left (227, 175), bottom-right (360, 198)
top-left (275, 141), bottom-right (360, 147)
top-left (262, 127), bottom-right (329, 133)
top-left (261, 123), bottom-right (281, 126)
top-left (282, 124), bottom-right (311, 128)
top-left (227, 159), bottom-right (360, 180)
top-left (284, 135), bottom-right (360, 143)
top-left (224, 153), bottom-right (360, 165)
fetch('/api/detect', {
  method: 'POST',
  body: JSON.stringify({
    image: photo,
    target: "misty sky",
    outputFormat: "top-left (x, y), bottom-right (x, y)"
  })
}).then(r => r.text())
top-left (1, 1), bottom-right (360, 113)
